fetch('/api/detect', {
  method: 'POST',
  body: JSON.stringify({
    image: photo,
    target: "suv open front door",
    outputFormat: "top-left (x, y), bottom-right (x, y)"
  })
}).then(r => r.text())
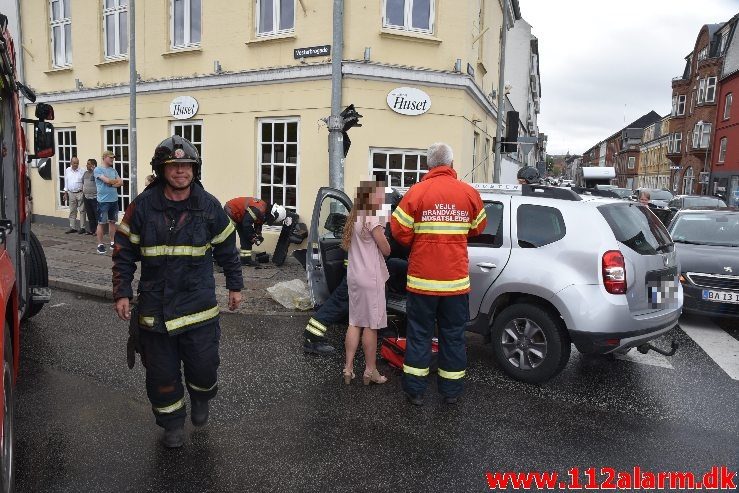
top-left (307, 187), bottom-right (352, 307)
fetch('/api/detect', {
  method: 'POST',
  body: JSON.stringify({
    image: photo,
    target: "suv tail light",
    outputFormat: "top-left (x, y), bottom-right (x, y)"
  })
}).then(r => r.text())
top-left (602, 250), bottom-right (627, 294)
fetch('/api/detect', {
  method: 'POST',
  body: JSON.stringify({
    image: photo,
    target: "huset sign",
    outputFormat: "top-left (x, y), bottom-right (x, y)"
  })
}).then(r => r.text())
top-left (170, 96), bottom-right (199, 120)
top-left (387, 87), bottom-right (431, 116)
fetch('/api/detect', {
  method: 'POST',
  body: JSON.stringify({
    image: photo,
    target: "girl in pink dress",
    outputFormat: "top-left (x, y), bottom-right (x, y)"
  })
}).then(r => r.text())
top-left (341, 179), bottom-right (391, 385)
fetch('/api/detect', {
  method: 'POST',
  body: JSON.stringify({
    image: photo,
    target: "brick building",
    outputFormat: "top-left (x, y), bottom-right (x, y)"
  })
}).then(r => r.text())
top-left (667, 23), bottom-right (729, 195)
top-left (613, 111), bottom-right (661, 188)
top-left (712, 15), bottom-right (739, 206)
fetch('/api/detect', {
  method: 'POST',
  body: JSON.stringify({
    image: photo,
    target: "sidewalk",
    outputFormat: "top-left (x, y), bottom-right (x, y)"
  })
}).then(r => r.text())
top-left (34, 222), bottom-right (309, 316)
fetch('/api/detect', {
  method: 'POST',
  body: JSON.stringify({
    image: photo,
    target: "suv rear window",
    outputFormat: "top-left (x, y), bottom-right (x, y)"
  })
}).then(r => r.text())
top-left (517, 205), bottom-right (566, 248)
top-left (598, 203), bottom-right (672, 255)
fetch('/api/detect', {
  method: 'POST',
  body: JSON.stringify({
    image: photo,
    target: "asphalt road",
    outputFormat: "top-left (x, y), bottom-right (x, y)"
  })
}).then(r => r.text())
top-left (14, 290), bottom-right (739, 493)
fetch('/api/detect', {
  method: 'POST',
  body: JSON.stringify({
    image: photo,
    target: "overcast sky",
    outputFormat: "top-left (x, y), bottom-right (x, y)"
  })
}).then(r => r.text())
top-left (521, 0), bottom-right (739, 155)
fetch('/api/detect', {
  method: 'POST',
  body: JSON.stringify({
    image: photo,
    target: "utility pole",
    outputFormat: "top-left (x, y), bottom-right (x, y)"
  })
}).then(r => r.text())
top-left (129, 0), bottom-right (138, 199)
top-left (493, 1), bottom-right (509, 184)
top-left (328, 0), bottom-right (345, 190)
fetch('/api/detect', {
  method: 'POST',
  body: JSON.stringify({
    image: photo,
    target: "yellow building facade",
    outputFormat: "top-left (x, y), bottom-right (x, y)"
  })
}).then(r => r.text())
top-left (638, 116), bottom-right (670, 190)
top-left (21, 0), bottom-right (509, 247)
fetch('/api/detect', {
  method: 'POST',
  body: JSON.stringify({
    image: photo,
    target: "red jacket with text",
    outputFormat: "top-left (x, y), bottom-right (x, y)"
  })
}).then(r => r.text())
top-left (390, 166), bottom-right (487, 296)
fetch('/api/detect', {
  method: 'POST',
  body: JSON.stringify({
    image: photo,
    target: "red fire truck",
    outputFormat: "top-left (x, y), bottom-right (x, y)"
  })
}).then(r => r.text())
top-left (0, 12), bottom-right (54, 493)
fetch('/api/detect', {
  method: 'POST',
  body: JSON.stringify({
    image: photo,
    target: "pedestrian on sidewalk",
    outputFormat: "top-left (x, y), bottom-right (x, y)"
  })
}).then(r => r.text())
top-left (113, 135), bottom-right (243, 449)
top-left (341, 178), bottom-right (391, 386)
top-left (94, 150), bottom-right (122, 254)
top-left (82, 159), bottom-right (98, 236)
top-left (390, 143), bottom-right (487, 406)
top-left (63, 157), bottom-right (87, 234)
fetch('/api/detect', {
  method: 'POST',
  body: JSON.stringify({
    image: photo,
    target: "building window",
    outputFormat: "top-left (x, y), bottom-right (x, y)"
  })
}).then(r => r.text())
top-left (370, 148), bottom-right (428, 188)
top-left (171, 120), bottom-right (203, 179)
top-left (383, 0), bottom-right (434, 33)
top-left (258, 119), bottom-right (299, 212)
top-left (55, 128), bottom-right (77, 207)
top-left (691, 123), bottom-right (711, 149)
top-left (49, 0), bottom-right (72, 67)
top-left (718, 138), bottom-right (727, 164)
top-left (627, 156), bottom-right (635, 169)
top-left (672, 132), bottom-right (682, 154)
top-left (683, 167), bottom-right (694, 194)
top-left (103, 0), bottom-right (128, 59)
top-left (256, 0), bottom-right (294, 37)
top-left (724, 93), bottom-right (732, 120)
top-left (705, 77), bottom-right (717, 103)
top-left (697, 78), bottom-right (706, 104)
top-left (697, 46), bottom-right (708, 61)
top-left (104, 126), bottom-right (130, 212)
top-left (677, 95), bottom-right (686, 115)
top-left (171, 0), bottom-right (201, 49)
top-left (719, 32), bottom-right (729, 54)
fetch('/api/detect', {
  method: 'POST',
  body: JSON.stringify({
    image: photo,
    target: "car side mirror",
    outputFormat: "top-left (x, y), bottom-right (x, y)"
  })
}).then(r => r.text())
top-left (33, 121), bottom-right (55, 158)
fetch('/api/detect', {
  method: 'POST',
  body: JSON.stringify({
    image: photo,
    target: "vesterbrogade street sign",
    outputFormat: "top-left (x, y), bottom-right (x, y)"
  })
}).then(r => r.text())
top-left (387, 87), bottom-right (431, 116)
top-left (294, 45), bottom-right (331, 59)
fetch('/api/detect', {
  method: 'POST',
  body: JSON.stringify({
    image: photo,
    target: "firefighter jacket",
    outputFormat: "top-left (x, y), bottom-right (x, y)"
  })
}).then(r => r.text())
top-left (390, 166), bottom-right (487, 296)
top-left (113, 183), bottom-right (244, 335)
top-left (224, 197), bottom-right (269, 241)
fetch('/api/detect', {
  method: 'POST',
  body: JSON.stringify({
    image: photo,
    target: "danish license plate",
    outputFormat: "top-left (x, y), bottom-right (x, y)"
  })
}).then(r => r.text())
top-left (702, 290), bottom-right (739, 304)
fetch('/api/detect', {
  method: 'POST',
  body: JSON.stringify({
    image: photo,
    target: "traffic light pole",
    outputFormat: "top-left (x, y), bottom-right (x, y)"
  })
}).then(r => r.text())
top-left (328, 0), bottom-right (345, 191)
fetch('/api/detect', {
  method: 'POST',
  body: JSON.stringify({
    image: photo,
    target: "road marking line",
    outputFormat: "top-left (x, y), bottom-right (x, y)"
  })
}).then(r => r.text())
top-left (680, 318), bottom-right (739, 381)
top-left (615, 350), bottom-right (674, 369)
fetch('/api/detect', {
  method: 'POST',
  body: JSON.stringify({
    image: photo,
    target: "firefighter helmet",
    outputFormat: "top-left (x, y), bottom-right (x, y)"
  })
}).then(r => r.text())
top-left (517, 166), bottom-right (540, 184)
top-left (267, 204), bottom-right (287, 225)
top-left (150, 135), bottom-right (201, 180)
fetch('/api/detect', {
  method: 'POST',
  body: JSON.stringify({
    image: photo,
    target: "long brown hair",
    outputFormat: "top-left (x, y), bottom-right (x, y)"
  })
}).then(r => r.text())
top-left (341, 180), bottom-right (383, 251)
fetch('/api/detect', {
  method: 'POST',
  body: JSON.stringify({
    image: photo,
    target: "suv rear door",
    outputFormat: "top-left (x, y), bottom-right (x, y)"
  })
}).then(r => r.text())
top-left (597, 202), bottom-right (678, 314)
top-left (468, 197), bottom-right (512, 318)
top-left (307, 187), bottom-right (352, 307)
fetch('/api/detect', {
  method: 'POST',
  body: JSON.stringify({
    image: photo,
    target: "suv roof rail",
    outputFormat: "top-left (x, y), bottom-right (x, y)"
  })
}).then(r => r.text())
top-left (571, 186), bottom-right (621, 199)
top-left (471, 183), bottom-right (582, 201)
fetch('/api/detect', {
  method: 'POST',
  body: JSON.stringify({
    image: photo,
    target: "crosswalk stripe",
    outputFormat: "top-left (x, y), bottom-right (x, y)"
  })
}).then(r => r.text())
top-left (615, 350), bottom-right (674, 369)
top-left (679, 317), bottom-right (739, 381)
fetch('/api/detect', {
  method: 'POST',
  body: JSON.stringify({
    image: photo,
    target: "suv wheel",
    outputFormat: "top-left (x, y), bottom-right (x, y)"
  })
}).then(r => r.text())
top-left (491, 304), bottom-right (570, 384)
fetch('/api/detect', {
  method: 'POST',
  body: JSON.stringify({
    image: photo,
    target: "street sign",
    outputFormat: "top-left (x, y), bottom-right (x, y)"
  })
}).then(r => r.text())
top-left (670, 166), bottom-right (680, 170)
top-left (294, 45), bottom-right (331, 59)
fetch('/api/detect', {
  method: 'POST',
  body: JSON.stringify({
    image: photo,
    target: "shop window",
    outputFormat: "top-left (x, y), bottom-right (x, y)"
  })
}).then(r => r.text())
top-left (256, 0), bottom-right (294, 37)
top-left (49, 0), bottom-right (72, 67)
top-left (259, 119), bottom-right (299, 212)
top-left (103, 0), bottom-right (128, 59)
top-left (104, 126), bottom-right (130, 212)
top-left (171, 0), bottom-right (201, 49)
top-left (383, 0), bottom-right (434, 33)
top-left (370, 148), bottom-right (428, 188)
top-left (55, 128), bottom-right (77, 207)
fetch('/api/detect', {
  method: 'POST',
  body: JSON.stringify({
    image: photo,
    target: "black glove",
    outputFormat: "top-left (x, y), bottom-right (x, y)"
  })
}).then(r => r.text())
top-left (252, 235), bottom-right (264, 246)
top-left (126, 306), bottom-right (141, 369)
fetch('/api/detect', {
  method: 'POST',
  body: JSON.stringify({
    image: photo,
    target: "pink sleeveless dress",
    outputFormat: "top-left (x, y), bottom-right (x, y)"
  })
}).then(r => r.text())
top-left (347, 214), bottom-right (389, 330)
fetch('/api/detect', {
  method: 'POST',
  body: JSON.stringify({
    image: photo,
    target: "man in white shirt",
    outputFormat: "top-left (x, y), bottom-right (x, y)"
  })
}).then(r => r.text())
top-left (64, 157), bottom-right (87, 234)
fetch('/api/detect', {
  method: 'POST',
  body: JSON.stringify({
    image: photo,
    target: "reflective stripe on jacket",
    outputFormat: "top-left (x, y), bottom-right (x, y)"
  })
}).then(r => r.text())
top-left (390, 166), bottom-right (486, 296)
top-left (113, 183), bottom-right (244, 335)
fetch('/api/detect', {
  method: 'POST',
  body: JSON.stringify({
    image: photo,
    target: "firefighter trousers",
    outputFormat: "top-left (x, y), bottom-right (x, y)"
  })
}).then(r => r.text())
top-left (232, 220), bottom-right (255, 263)
top-left (402, 292), bottom-right (469, 398)
top-left (138, 322), bottom-right (221, 430)
top-left (304, 275), bottom-right (348, 340)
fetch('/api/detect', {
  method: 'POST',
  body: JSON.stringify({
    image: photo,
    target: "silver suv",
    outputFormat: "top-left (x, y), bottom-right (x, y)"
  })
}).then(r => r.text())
top-left (305, 184), bottom-right (683, 383)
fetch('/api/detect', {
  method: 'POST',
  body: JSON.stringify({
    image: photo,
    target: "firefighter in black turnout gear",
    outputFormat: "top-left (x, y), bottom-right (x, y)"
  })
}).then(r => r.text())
top-left (113, 135), bottom-right (243, 448)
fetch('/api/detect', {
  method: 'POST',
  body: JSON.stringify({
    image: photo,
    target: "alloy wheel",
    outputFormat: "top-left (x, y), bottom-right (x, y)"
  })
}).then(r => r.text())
top-left (500, 317), bottom-right (548, 370)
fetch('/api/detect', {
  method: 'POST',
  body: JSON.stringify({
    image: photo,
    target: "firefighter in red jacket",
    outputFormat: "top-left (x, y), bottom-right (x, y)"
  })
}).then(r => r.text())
top-left (224, 197), bottom-right (288, 265)
top-left (390, 142), bottom-right (487, 406)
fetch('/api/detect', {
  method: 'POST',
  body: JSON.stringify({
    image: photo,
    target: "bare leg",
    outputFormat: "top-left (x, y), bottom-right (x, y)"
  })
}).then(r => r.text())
top-left (344, 325), bottom-right (361, 373)
top-left (96, 223), bottom-right (105, 244)
top-left (109, 221), bottom-right (117, 244)
top-left (361, 328), bottom-right (378, 373)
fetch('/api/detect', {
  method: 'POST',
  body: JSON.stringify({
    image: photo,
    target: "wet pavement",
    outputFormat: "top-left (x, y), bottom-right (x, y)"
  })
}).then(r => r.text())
top-left (15, 290), bottom-right (739, 493)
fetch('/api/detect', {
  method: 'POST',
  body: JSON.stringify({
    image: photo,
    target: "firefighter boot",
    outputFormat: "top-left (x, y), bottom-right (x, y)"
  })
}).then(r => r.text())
top-left (162, 425), bottom-right (185, 448)
top-left (303, 336), bottom-right (336, 356)
top-left (191, 399), bottom-right (209, 427)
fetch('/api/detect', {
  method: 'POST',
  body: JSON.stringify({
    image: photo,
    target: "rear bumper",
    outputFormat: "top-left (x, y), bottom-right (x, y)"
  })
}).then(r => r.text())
top-left (682, 283), bottom-right (739, 319)
top-left (569, 322), bottom-right (677, 354)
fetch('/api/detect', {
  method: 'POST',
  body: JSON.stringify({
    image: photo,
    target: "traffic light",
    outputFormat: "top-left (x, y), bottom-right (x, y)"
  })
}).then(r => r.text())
top-left (340, 104), bottom-right (363, 157)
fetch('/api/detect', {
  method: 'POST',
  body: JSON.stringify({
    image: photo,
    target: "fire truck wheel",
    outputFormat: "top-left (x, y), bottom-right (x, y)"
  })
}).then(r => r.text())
top-left (25, 232), bottom-right (48, 319)
top-left (0, 324), bottom-right (15, 493)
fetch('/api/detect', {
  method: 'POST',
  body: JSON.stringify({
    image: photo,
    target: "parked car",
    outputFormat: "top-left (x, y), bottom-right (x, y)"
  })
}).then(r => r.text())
top-left (665, 195), bottom-right (727, 224)
top-left (305, 184), bottom-right (682, 383)
top-left (669, 209), bottom-right (739, 319)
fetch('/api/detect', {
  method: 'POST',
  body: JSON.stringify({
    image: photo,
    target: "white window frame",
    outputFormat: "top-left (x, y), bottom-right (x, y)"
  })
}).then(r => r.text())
top-left (671, 95), bottom-right (677, 116)
top-left (382, 0), bottom-right (435, 34)
top-left (257, 118), bottom-right (300, 215)
top-left (170, 120), bottom-right (203, 181)
top-left (627, 156), bottom-right (635, 170)
top-left (700, 123), bottom-right (712, 149)
top-left (677, 95), bottom-right (686, 116)
top-left (705, 77), bottom-right (717, 103)
top-left (369, 148), bottom-right (428, 188)
top-left (683, 167), bottom-right (694, 194)
top-left (49, 0), bottom-right (72, 67)
top-left (698, 78), bottom-right (706, 104)
top-left (720, 32), bottom-right (729, 54)
top-left (255, 0), bottom-right (295, 37)
top-left (55, 128), bottom-right (77, 208)
top-left (672, 132), bottom-right (682, 154)
top-left (103, 0), bottom-right (128, 59)
top-left (725, 93), bottom-right (733, 120)
top-left (718, 137), bottom-right (727, 163)
top-left (104, 125), bottom-right (130, 213)
top-left (170, 0), bottom-right (201, 49)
